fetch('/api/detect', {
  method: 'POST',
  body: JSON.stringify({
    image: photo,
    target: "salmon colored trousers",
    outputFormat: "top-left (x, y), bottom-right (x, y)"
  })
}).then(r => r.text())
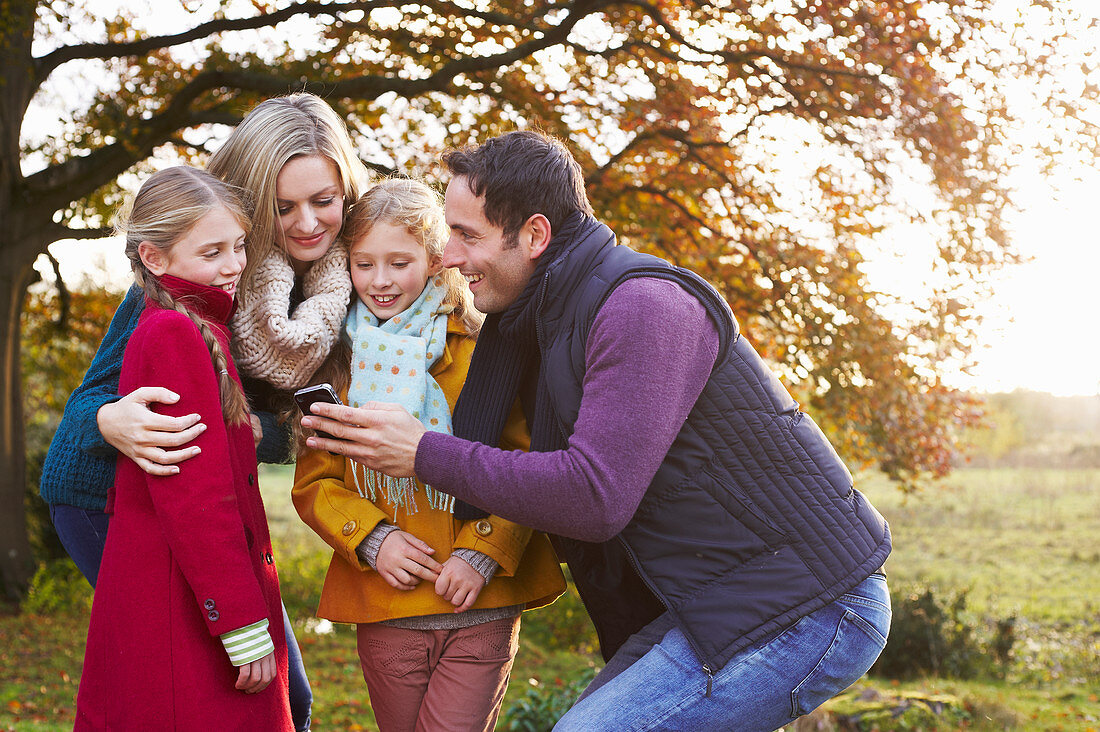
top-left (356, 615), bottom-right (521, 732)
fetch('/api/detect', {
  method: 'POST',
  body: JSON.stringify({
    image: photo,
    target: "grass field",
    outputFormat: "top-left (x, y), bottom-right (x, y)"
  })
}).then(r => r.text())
top-left (860, 467), bottom-right (1100, 625)
top-left (2, 466), bottom-right (1098, 730)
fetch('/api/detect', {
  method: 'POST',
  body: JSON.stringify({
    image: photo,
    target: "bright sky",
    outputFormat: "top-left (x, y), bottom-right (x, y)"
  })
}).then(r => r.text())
top-left (30, 1), bottom-right (1100, 398)
top-left (964, 168), bottom-right (1100, 396)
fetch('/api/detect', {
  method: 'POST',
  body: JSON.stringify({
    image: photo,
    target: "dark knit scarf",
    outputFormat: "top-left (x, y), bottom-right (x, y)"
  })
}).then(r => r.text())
top-left (451, 211), bottom-right (598, 519)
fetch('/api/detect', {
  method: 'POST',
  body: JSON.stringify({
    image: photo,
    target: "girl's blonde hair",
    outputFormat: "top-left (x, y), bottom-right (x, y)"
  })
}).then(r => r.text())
top-left (294, 178), bottom-right (482, 450)
top-left (207, 92), bottom-right (370, 287)
top-left (118, 166), bottom-right (251, 426)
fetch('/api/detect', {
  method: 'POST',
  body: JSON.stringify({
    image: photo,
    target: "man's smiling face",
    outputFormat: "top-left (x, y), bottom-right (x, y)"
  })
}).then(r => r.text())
top-left (441, 176), bottom-right (539, 314)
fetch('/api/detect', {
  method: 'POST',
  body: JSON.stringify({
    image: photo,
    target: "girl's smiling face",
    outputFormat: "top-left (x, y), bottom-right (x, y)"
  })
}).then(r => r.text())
top-left (140, 204), bottom-right (247, 297)
top-left (349, 221), bottom-right (441, 321)
top-left (275, 154), bottom-right (344, 273)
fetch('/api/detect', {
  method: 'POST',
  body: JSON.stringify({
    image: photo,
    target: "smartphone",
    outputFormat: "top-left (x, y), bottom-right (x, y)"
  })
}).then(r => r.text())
top-left (293, 383), bottom-right (343, 439)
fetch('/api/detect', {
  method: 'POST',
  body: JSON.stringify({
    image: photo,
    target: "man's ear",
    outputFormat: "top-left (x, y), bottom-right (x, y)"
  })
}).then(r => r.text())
top-left (523, 214), bottom-right (552, 260)
top-left (138, 241), bottom-right (169, 276)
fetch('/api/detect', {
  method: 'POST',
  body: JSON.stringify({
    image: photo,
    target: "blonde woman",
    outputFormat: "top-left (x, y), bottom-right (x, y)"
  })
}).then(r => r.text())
top-left (41, 93), bottom-right (370, 732)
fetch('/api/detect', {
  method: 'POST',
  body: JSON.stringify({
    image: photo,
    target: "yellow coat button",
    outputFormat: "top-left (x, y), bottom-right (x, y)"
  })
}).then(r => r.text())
top-left (341, 520), bottom-right (357, 536)
top-left (474, 519), bottom-right (493, 537)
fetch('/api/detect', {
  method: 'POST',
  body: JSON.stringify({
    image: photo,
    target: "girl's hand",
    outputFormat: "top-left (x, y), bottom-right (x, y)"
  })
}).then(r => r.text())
top-left (376, 530), bottom-right (443, 591)
top-left (235, 651), bottom-right (276, 693)
top-left (435, 556), bottom-right (486, 613)
top-left (97, 386), bottom-right (206, 476)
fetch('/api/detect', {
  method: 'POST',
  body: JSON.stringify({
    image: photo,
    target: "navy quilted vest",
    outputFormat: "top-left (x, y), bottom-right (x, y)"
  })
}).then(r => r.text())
top-left (533, 226), bottom-right (891, 672)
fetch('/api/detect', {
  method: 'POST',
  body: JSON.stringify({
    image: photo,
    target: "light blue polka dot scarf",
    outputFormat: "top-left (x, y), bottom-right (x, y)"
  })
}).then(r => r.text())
top-left (344, 274), bottom-right (454, 514)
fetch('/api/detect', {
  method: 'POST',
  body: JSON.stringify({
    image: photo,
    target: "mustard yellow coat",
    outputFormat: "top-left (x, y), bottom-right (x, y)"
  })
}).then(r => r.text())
top-left (292, 314), bottom-right (565, 624)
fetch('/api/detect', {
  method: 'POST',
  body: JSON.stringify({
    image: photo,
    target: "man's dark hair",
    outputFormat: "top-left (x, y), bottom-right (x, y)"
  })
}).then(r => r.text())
top-left (442, 130), bottom-right (593, 246)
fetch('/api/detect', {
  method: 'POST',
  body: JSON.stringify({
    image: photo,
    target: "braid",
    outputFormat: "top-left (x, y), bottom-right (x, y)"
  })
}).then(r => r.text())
top-left (139, 271), bottom-right (250, 427)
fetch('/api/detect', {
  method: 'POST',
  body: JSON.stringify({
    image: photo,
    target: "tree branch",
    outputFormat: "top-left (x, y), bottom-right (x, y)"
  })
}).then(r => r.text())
top-left (35, 1), bottom-right (384, 83)
top-left (45, 252), bottom-right (70, 329)
top-left (587, 126), bottom-right (730, 185)
top-left (33, 0), bottom-right (599, 86)
top-left (24, 0), bottom-right (603, 206)
top-left (47, 224), bottom-right (114, 241)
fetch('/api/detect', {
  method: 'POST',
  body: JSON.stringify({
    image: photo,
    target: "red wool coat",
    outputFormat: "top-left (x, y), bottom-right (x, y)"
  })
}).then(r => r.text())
top-left (75, 275), bottom-right (292, 731)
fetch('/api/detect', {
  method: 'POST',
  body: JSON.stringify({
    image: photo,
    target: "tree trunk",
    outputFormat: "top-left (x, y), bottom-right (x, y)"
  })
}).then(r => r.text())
top-left (0, 261), bottom-right (37, 601)
top-left (0, 0), bottom-right (46, 601)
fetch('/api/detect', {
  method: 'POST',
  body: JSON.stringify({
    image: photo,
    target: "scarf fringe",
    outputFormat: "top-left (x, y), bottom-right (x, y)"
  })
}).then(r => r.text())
top-left (351, 464), bottom-right (454, 516)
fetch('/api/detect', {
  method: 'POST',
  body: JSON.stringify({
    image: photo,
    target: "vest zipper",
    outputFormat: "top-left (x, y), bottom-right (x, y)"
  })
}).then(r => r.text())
top-left (616, 536), bottom-right (716, 696)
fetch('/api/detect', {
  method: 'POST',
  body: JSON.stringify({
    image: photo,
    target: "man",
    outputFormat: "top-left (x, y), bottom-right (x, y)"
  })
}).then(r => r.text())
top-left (303, 130), bottom-right (892, 731)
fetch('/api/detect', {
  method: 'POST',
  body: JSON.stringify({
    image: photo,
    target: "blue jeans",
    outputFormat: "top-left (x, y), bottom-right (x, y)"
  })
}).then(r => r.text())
top-left (50, 504), bottom-right (111, 587)
top-left (283, 603), bottom-right (313, 731)
top-left (555, 572), bottom-right (890, 732)
top-left (50, 503), bottom-right (313, 731)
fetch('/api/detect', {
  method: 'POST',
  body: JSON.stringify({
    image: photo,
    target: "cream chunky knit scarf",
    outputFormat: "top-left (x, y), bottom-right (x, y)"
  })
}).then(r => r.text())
top-left (230, 242), bottom-right (352, 390)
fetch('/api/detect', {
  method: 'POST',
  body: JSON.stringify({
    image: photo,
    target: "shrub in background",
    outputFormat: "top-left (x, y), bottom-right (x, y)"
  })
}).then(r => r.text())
top-left (23, 559), bottom-right (93, 615)
top-left (501, 667), bottom-right (598, 731)
top-left (275, 544), bottom-right (328, 622)
top-left (872, 583), bottom-right (1015, 680)
top-left (22, 285), bottom-right (125, 559)
top-left (519, 575), bottom-right (599, 657)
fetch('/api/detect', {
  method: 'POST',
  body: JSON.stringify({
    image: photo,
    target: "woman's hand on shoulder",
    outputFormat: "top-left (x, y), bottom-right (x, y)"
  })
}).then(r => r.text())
top-left (96, 386), bottom-right (206, 475)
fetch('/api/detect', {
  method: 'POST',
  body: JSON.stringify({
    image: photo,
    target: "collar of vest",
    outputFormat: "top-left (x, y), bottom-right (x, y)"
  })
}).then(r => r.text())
top-left (535, 228), bottom-right (740, 366)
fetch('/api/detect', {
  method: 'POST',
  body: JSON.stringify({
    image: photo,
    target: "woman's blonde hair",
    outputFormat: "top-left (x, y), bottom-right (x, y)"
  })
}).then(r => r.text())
top-left (117, 166), bottom-right (251, 426)
top-left (207, 92), bottom-right (370, 287)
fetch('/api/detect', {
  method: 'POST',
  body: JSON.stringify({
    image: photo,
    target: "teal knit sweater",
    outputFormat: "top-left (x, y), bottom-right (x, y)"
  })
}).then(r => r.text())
top-left (39, 285), bottom-right (145, 511)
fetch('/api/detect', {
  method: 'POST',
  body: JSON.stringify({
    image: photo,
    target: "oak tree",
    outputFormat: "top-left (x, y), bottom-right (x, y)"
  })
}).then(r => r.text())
top-left (2, 0), bottom-right (1090, 597)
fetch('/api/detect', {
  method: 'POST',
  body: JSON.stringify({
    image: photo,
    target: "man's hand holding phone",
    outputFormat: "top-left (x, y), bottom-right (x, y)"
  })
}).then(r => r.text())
top-left (300, 400), bottom-right (425, 479)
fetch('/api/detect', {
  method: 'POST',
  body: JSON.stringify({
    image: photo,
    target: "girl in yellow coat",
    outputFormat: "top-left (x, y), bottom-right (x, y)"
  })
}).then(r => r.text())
top-left (292, 178), bottom-right (564, 732)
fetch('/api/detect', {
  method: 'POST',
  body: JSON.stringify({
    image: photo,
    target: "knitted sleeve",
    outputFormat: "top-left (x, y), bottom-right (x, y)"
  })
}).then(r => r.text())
top-left (63, 284), bottom-right (145, 456)
top-left (450, 548), bottom-right (499, 584)
top-left (355, 522), bottom-right (400, 569)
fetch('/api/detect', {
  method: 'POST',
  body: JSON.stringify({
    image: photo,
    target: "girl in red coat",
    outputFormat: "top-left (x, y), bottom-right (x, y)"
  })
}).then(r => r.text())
top-left (75, 166), bottom-right (292, 731)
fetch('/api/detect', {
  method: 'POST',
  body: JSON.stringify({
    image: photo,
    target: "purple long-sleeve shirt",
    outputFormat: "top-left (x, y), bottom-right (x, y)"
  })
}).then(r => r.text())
top-left (416, 277), bottom-right (720, 542)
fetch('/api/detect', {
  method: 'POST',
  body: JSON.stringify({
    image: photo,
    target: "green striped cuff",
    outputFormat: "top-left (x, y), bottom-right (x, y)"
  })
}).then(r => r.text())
top-left (220, 619), bottom-right (274, 666)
